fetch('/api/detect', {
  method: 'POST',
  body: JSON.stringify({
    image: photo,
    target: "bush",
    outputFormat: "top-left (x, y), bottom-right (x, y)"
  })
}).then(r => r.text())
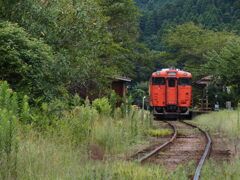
top-left (0, 82), bottom-right (19, 179)
top-left (109, 91), bottom-right (118, 115)
top-left (92, 97), bottom-right (112, 116)
top-left (64, 105), bottom-right (99, 146)
top-left (0, 21), bottom-right (65, 100)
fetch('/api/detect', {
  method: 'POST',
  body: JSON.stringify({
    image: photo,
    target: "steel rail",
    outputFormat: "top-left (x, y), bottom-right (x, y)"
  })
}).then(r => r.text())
top-left (138, 121), bottom-right (177, 163)
top-left (181, 121), bottom-right (212, 180)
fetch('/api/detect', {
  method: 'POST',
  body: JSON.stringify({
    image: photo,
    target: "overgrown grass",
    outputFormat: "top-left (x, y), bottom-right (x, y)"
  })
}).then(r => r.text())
top-left (200, 159), bottom-right (240, 180)
top-left (14, 110), bottom-right (192, 180)
top-left (4, 80), bottom-right (240, 179)
top-left (13, 108), bottom-right (240, 179)
top-left (16, 132), bottom-right (191, 180)
top-left (192, 110), bottom-right (240, 179)
top-left (193, 110), bottom-right (240, 138)
top-left (145, 129), bottom-right (172, 137)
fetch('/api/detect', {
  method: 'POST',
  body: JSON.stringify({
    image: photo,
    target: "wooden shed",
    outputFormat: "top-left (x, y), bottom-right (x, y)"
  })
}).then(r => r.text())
top-left (193, 76), bottom-right (213, 110)
top-left (193, 76), bottom-right (213, 88)
top-left (112, 76), bottom-right (132, 107)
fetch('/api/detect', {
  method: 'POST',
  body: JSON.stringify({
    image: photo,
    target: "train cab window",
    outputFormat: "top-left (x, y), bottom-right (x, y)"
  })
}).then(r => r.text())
top-left (178, 78), bottom-right (192, 86)
top-left (152, 77), bottom-right (166, 85)
top-left (168, 79), bottom-right (176, 87)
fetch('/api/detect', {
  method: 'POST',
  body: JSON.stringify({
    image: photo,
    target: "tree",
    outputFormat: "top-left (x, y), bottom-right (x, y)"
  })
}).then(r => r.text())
top-left (161, 23), bottom-right (237, 78)
top-left (1, 0), bottom-right (121, 98)
top-left (203, 39), bottom-right (240, 86)
top-left (0, 21), bottom-right (64, 100)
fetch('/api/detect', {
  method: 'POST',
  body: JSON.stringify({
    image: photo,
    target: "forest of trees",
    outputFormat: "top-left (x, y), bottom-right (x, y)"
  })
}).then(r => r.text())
top-left (0, 0), bottom-right (160, 102)
top-left (2, 0), bottom-right (240, 179)
top-left (1, 0), bottom-right (240, 105)
top-left (137, 0), bottom-right (240, 50)
top-left (132, 0), bottom-right (240, 106)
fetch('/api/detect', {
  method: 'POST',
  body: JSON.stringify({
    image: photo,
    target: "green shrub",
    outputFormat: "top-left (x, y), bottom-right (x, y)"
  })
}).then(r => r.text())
top-left (0, 21), bottom-right (65, 100)
top-left (92, 97), bottom-right (112, 116)
top-left (92, 119), bottom-right (127, 153)
top-left (0, 109), bottom-right (18, 179)
top-left (66, 105), bottom-right (99, 145)
top-left (109, 91), bottom-right (118, 115)
top-left (0, 82), bottom-right (19, 179)
top-left (20, 95), bottom-right (31, 124)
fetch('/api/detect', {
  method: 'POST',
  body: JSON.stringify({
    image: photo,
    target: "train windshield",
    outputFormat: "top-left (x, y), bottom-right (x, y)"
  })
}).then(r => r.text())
top-left (168, 79), bottom-right (176, 87)
top-left (152, 77), bottom-right (166, 85)
top-left (179, 78), bottom-right (192, 85)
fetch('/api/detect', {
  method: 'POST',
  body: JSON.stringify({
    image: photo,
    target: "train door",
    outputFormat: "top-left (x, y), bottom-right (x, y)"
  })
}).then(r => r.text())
top-left (166, 78), bottom-right (177, 105)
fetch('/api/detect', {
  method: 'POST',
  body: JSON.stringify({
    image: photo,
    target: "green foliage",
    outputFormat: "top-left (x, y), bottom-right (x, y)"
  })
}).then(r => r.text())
top-left (0, 82), bottom-right (19, 179)
top-left (203, 39), bottom-right (240, 85)
top-left (198, 39), bottom-right (240, 105)
top-left (92, 97), bottom-right (112, 116)
top-left (20, 95), bottom-right (31, 124)
top-left (194, 110), bottom-right (240, 138)
top-left (160, 23), bottom-right (237, 78)
top-left (137, 0), bottom-right (240, 50)
top-left (0, 0), bottom-right (157, 98)
top-left (91, 109), bottom-right (153, 153)
top-left (0, 109), bottom-right (18, 179)
top-left (66, 106), bottom-right (99, 145)
top-left (0, 0), bottom-right (119, 98)
top-left (129, 81), bottom-right (148, 106)
top-left (108, 91), bottom-right (118, 115)
top-left (98, 0), bottom-right (139, 40)
top-left (0, 21), bottom-right (65, 100)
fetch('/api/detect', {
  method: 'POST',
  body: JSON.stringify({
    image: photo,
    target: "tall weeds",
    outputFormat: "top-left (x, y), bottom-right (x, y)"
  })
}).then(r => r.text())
top-left (0, 82), bottom-right (19, 179)
top-left (0, 85), bottom-right (156, 179)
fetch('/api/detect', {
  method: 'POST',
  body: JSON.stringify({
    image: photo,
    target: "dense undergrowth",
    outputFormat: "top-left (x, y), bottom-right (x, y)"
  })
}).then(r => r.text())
top-left (3, 80), bottom-right (240, 179)
top-left (0, 81), bottom-right (173, 179)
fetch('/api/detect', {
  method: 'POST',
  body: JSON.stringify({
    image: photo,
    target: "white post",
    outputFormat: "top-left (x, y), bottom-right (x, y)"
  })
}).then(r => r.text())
top-left (142, 96), bottom-right (146, 110)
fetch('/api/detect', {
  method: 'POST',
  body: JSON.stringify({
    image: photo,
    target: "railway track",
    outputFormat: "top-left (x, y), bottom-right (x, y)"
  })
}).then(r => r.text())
top-left (133, 120), bottom-right (212, 180)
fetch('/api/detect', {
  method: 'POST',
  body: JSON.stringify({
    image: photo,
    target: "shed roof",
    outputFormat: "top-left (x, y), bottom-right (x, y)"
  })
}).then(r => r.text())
top-left (193, 76), bottom-right (213, 87)
top-left (113, 76), bottom-right (132, 82)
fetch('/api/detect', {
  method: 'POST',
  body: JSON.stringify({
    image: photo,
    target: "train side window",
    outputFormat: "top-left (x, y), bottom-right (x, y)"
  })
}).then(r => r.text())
top-left (168, 79), bottom-right (175, 87)
top-left (152, 77), bottom-right (165, 85)
top-left (179, 78), bottom-right (192, 86)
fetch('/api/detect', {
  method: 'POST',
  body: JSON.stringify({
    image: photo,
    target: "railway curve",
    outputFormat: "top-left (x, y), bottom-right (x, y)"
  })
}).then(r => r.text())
top-left (131, 120), bottom-right (212, 180)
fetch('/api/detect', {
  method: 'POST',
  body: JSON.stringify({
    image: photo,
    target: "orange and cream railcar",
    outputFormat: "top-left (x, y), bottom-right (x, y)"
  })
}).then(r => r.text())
top-left (149, 68), bottom-right (192, 119)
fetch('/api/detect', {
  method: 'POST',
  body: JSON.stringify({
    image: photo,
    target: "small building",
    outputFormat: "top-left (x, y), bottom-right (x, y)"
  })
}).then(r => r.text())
top-left (112, 76), bottom-right (132, 107)
top-left (193, 76), bottom-right (213, 88)
top-left (193, 76), bottom-right (213, 110)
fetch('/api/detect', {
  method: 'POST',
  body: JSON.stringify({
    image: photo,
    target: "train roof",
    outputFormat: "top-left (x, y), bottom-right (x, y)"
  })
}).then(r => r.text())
top-left (152, 68), bottom-right (192, 78)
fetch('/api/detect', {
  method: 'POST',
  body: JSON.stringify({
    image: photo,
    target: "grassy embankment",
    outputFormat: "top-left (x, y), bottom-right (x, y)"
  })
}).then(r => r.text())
top-left (0, 81), bottom-right (191, 180)
top-left (193, 110), bottom-right (240, 179)
top-left (16, 108), bottom-right (189, 179)
top-left (4, 76), bottom-right (240, 179)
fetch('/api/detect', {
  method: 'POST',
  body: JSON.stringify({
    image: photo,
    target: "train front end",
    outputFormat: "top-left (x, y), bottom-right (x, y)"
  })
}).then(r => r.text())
top-left (149, 68), bottom-right (192, 119)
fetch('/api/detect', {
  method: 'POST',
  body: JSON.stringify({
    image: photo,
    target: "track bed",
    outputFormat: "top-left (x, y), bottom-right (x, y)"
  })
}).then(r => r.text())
top-left (131, 120), bottom-right (212, 180)
top-left (148, 121), bottom-right (206, 170)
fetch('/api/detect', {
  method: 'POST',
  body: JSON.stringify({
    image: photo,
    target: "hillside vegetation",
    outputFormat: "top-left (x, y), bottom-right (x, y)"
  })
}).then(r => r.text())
top-left (137, 0), bottom-right (240, 50)
top-left (131, 0), bottom-right (240, 106)
top-left (1, 0), bottom-right (240, 179)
